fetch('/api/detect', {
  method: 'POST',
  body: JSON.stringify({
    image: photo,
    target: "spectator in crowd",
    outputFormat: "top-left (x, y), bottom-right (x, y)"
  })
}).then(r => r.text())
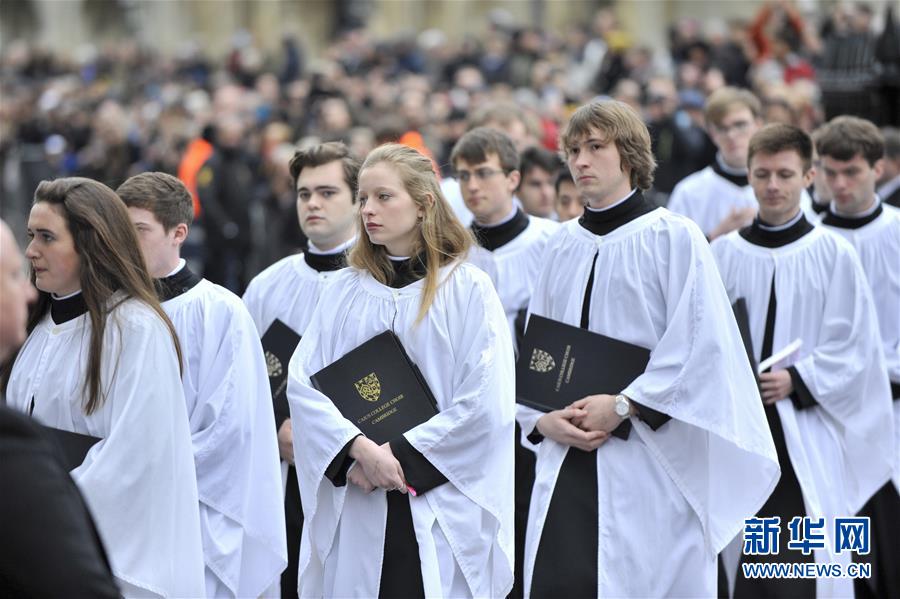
top-left (645, 78), bottom-right (715, 201)
top-left (196, 115), bottom-right (261, 293)
top-left (878, 127), bottom-right (900, 207)
top-left (817, 2), bottom-right (881, 121)
top-left (2, 0), bottom-right (898, 279)
top-left (875, 4), bottom-right (900, 126)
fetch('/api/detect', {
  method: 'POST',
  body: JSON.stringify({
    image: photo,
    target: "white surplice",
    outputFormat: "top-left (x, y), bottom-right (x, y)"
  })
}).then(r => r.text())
top-left (163, 277), bottom-right (287, 597)
top-left (6, 296), bottom-right (206, 598)
top-left (243, 249), bottom-right (349, 597)
top-left (669, 165), bottom-right (816, 236)
top-left (287, 262), bottom-right (515, 598)
top-left (818, 204), bottom-right (900, 492)
top-left (243, 252), bottom-right (346, 338)
top-left (712, 225), bottom-right (895, 596)
top-left (491, 215), bottom-right (558, 338)
top-left (518, 211), bottom-right (780, 598)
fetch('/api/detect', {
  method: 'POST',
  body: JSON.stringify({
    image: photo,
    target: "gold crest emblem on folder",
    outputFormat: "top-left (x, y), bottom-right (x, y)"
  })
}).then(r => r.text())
top-left (355, 373), bottom-right (382, 402)
top-left (529, 348), bottom-right (556, 373)
top-left (265, 351), bottom-right (283, 378)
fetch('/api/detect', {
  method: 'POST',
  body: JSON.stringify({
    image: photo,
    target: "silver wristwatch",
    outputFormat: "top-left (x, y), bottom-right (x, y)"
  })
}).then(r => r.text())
top-left (614, 394), bottom-right (632, 419)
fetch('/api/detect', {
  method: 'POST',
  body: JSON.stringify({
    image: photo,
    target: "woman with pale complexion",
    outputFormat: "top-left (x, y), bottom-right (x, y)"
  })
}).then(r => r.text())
top-left (286, 144), bottom-right (515, 598)
top-left (1, 178), bottom-right (205, 598)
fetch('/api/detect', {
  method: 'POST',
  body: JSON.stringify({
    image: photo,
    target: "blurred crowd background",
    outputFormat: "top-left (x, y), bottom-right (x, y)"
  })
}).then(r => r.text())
top-left (1, 0), bottom-right (898, 293)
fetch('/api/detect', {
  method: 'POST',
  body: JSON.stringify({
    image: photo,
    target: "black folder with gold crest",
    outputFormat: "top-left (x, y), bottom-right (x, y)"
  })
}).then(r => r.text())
top-left (42, 426), bottom-right (101, 472)
top-left (516, 315), bottom-right (651, 412)
top-left (261, 318), bottom-right (302, 425)
top-left (310, 330), bottom-right (438, 445)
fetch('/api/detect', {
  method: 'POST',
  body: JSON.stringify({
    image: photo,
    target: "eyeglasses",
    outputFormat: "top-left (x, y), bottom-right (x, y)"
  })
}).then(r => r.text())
top-left (456, 168), bottom-right (508, 183)
top-left (712, 119), bottom-right (753, 136)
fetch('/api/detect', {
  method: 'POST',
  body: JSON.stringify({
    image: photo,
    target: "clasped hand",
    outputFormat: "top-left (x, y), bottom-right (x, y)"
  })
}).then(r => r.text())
top-left (347, 436), bottom-right (407, 494)
top-left (536, 394), bottom-right (623, 451)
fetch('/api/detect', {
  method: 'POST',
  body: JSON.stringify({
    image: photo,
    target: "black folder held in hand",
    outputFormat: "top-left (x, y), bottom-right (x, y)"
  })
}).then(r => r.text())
top-left (261, 319), bottom-right (302, 424)
top-left (516, 315), bottom-right (651, 412)
top-left (42, 426), bottom-right (101, 472)
top-left (310, 330), bottom-right (438, 445)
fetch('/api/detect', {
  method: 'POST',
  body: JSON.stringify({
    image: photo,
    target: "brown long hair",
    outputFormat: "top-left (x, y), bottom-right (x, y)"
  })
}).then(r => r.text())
top-left (349, 144), bottom-right (473, 323)
top-left (1, 178), bottom-right (182, 415)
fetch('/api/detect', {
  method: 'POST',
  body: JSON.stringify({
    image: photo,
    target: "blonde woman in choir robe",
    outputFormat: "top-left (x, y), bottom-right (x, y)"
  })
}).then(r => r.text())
top-left (286, 144), bottom-right (515, 598)
top-left (1, 178), bottom-right (205, 597)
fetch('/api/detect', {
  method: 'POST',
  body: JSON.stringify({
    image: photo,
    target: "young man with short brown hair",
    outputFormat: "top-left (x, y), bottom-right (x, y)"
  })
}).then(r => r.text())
top-left (712, 123), bottom-right (893, 598)
top-left (118, 171), bottom-right (288, 598)
top-left (519, 100), bottom-right (777, 598)
top-left (816, 116), bottom-right (900, 599)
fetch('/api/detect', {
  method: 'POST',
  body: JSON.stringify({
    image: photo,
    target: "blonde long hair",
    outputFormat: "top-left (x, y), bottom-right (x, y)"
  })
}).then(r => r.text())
top-left (349, 144), bottom-right (473, 323)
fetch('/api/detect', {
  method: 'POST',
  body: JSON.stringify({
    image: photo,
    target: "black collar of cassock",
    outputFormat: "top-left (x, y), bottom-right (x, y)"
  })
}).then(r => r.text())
top-left (578, 189), bottom-right (656, 236)
top-left (50, 292), bottom-right (88, 324)
top-left (821, 201), bottom-right (883, 230)
top-left (387, 254), bottom-right (428, 289)
top-left (739, 213), bottom-right (814, 248)
top-left (807, 186), bottom-right (829, 214)
top-left (470, 208), bottom-right (530, 251)
top-left (711, 158), bottom-right (749, 188)
top-left (304, 250), bottom-right (347, 273)
top-left (156, 264), bottom-right (202, 302)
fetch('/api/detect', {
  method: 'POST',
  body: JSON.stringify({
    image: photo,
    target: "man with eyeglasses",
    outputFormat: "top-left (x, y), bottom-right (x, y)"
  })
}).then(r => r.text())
top-left (450, 126), bottom-right (558, 599)
top-left (669, 87), bottom-right (768, 240)
top-left (451, 127), bottom-right (559, 343)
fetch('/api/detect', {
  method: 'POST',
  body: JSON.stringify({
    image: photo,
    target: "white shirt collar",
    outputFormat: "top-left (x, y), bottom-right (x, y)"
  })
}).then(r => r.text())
top-left (830, 196), bottom-right (880, 218)
top-left (585, 188), bottom-right (637, 213)
top-left (716, 152), bottom-right (748, 176)
top-left (164, 259), bottom-right (187, 278)
top-left (758, 208), bottom-right (803, 231)
top-left (475, 203), bottom-right (518, 228)
top-left (52, 289), bottom-right (83, 300)
top-left (308, 236), bottom-right (357, 256)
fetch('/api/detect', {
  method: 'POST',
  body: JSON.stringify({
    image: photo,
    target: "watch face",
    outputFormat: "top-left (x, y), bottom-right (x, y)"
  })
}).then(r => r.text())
top-left (615, 399), bottom-right (629, 417)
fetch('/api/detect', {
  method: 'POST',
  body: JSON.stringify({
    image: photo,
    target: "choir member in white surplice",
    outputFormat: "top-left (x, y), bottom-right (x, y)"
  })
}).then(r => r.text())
top-left (450, 126), bottom-right (558, 598)
top-left (711, 124), bottom-right (894, 598)
top-left (0, 219), bottom-right (121, 597)
top-left (517, 101), bottom-right (779, 599)
top-left (118, 172), bottom-right (287, 598)
top-left (242, 142), bottom-right (361, 598)
top-left (2, 178), bottom-right (205, 597)
top-left (815, 117), bottom-right (900, 599)
top-left (450, 126), bottom-right (558, 343)
top-left (878, 128), bottom-right (900, 209)
top-left (287, 144), bottom-right (515, 598)
top-left (668, 87), bottom-right (815, 240)
top-left (667, 87), bottom-right (764, 240)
